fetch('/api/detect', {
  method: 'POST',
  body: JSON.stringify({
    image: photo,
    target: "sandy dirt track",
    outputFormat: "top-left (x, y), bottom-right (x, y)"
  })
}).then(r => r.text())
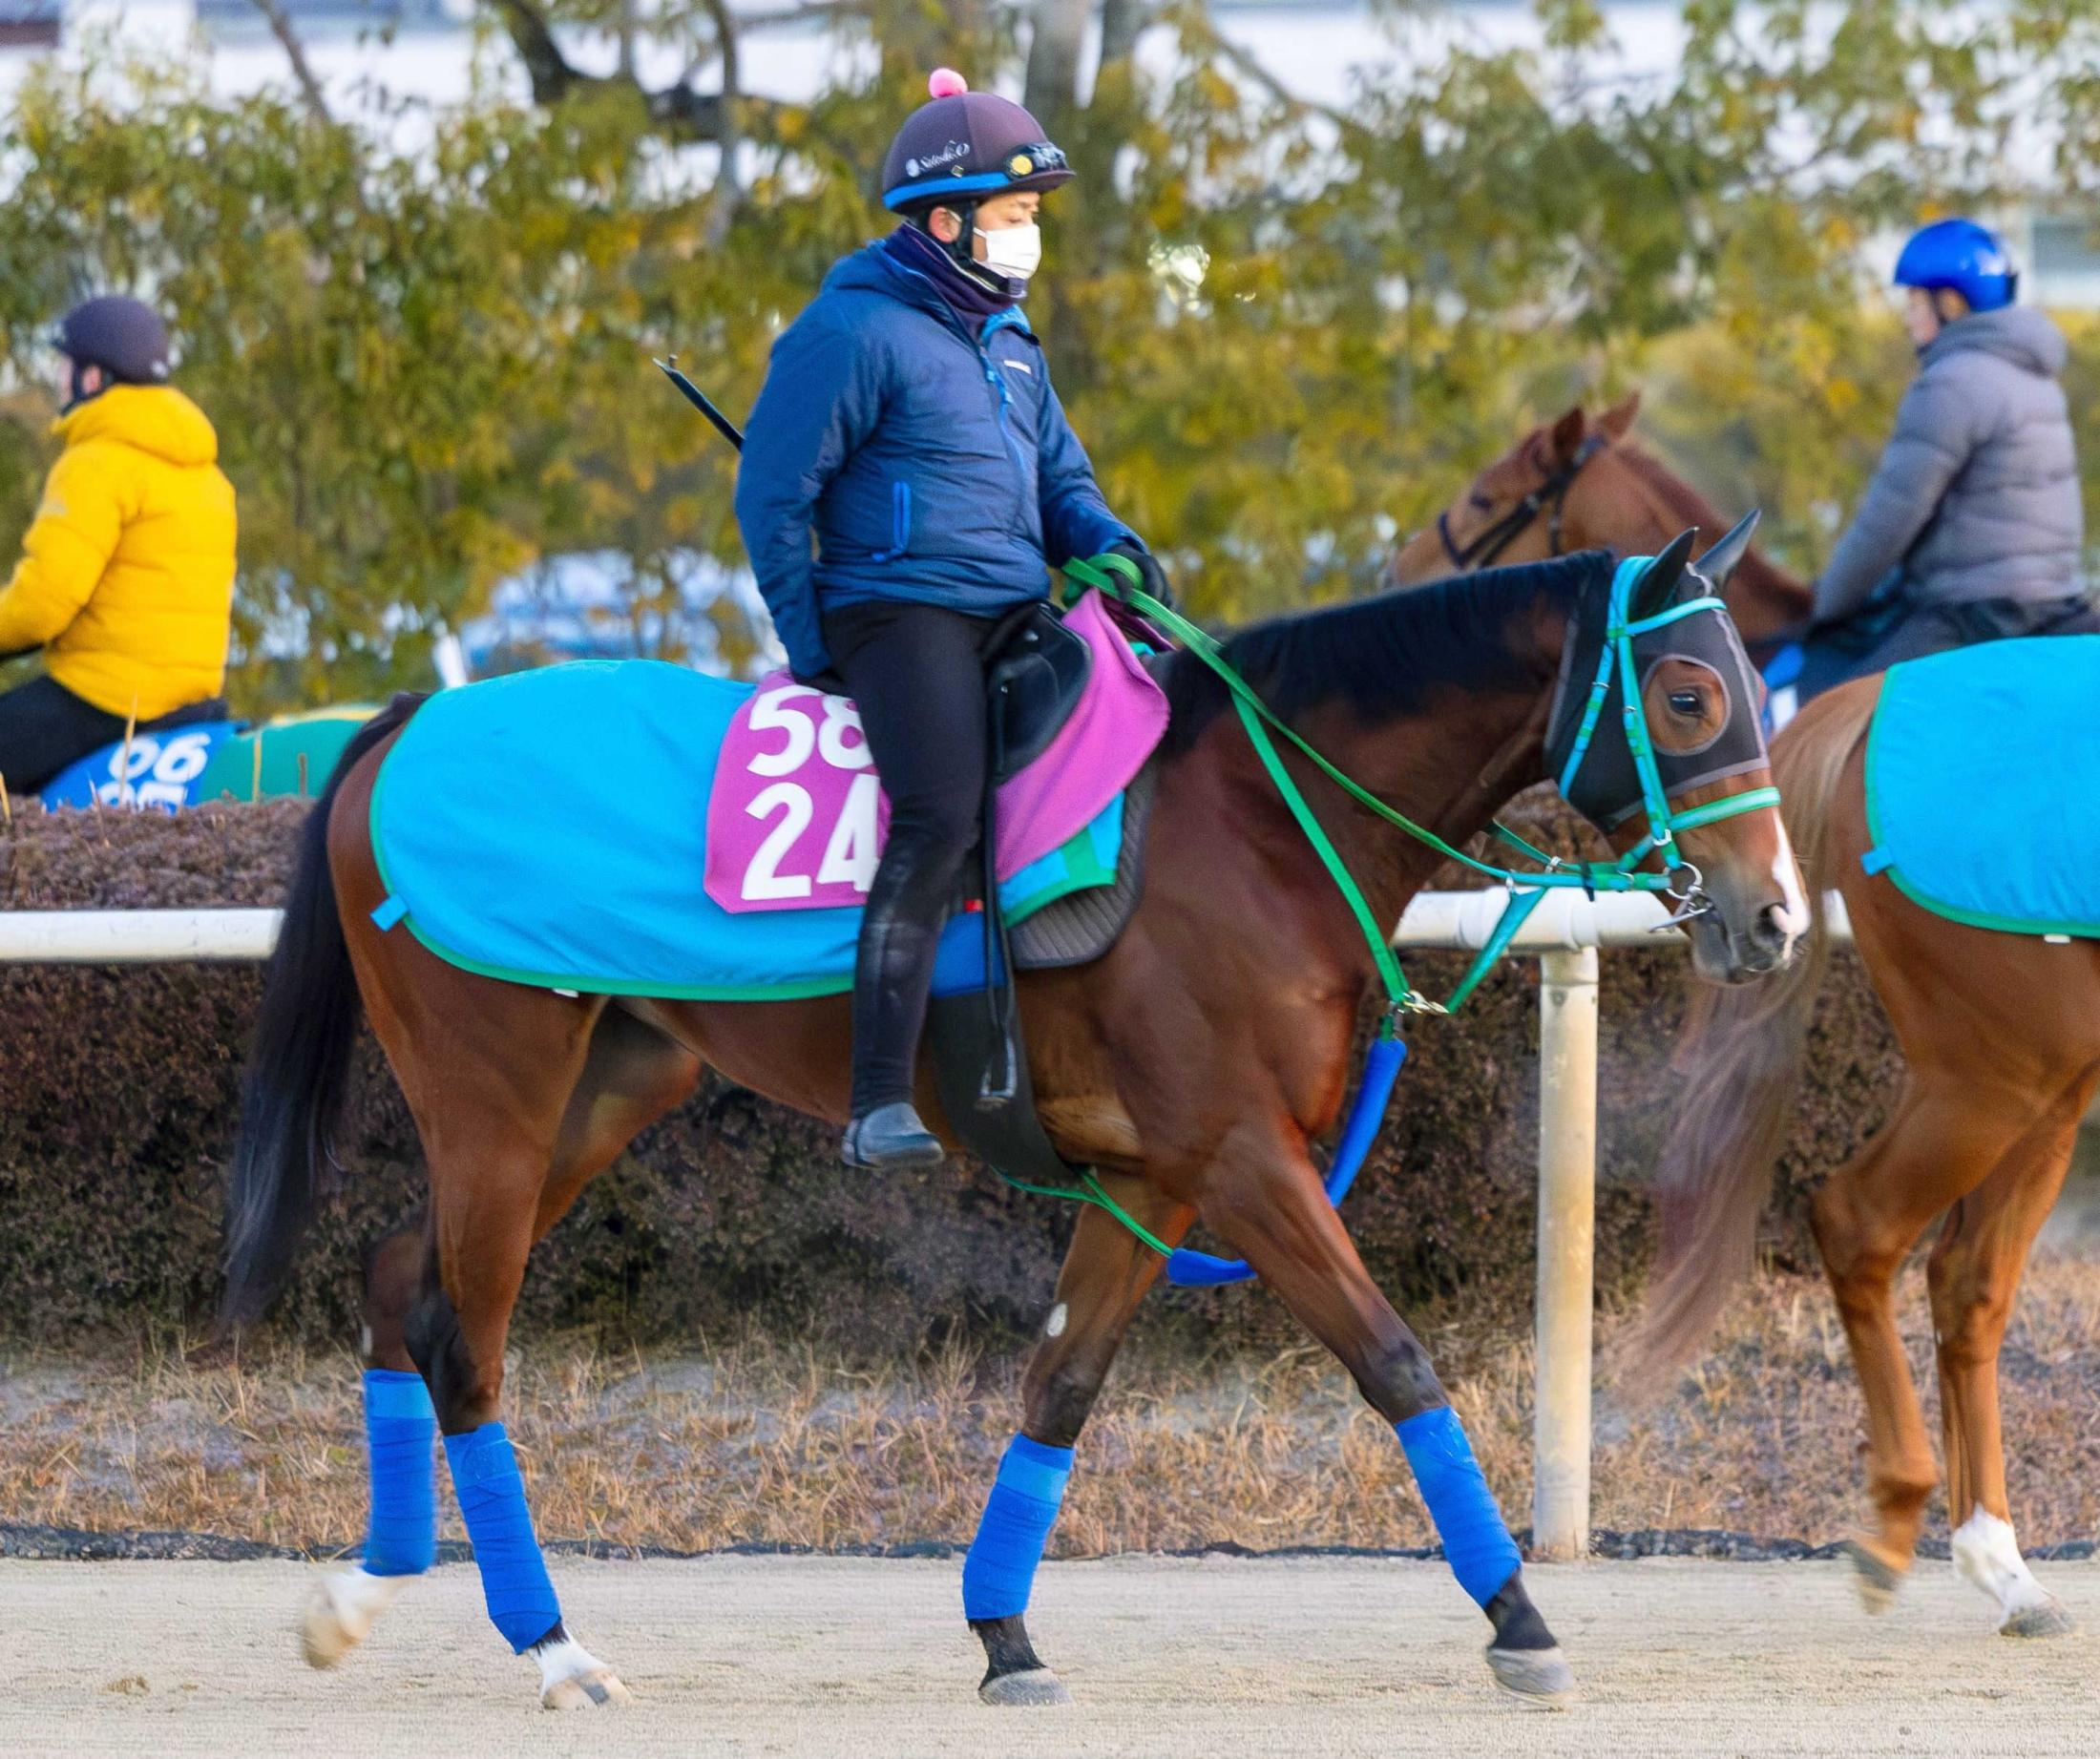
top-left (3, 1553), bottom-right (2096, 1757)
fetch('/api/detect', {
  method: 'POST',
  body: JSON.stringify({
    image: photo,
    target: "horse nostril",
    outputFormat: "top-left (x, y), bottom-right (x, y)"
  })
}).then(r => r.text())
top-left (1752, 902), bottom-right (1794, 953)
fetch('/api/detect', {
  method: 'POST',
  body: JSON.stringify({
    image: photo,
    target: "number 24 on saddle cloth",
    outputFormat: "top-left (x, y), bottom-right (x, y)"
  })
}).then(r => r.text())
top-left (703, 588), bottom-right (1166, 912)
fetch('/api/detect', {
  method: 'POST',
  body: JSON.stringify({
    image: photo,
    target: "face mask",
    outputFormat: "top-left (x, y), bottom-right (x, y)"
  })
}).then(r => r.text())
top-left (976, 221), bottom-right (1042, 282)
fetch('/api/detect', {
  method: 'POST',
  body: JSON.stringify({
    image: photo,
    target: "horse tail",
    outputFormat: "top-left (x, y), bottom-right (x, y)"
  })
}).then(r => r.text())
top-left (1626, 678), bottom-right (1881, 1379)
top-left (220, 694), bottom-right (426, 1327)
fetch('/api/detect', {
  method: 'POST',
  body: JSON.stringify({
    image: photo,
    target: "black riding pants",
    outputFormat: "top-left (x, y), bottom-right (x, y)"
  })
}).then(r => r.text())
top-left (823, 598), bottom-right (1008, 1116)
top-left (0, 675), bottom-right (127, 795)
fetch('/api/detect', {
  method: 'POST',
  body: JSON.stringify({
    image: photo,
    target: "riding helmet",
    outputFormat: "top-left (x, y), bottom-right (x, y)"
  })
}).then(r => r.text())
top-left (1894, 218), bottom-right (2018, 313)
top-left (52, 296), bottom-right (173, 385)
top-left (880, 70), bottom-right (1075, 215)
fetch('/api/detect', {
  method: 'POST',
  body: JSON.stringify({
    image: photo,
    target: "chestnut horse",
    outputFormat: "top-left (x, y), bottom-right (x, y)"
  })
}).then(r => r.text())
top-left (1634, 678), bottom-right (2098, 1639)
top-left (222, 546), bottom-right (1801, 1711)
top-left (1388, 391), bottom-right (1815, 651)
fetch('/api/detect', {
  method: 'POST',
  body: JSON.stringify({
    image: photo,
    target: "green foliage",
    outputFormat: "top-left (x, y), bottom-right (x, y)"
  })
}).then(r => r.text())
top-left (1, 1), bottom-right (2097, 708)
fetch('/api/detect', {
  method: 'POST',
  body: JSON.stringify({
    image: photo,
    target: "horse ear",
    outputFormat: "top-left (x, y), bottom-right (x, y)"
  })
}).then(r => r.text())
top-left (1630, 528), bottom-right (1697, 620)
top-left (1598, 389), bottom-right (1642, 440)
top-left (1547, 406), bottom-right (1586, 465)
top-left (1695, 510), bottom-right (1760, 597)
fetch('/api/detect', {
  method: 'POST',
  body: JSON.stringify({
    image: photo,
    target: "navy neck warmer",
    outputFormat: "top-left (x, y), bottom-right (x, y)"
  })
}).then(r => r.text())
top-left (883, 223), bottom-right (1018, 325)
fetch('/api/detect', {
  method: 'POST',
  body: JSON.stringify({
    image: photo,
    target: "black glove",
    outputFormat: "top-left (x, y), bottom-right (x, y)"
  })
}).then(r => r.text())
top-left (1105, 542), bottom-right (1176, 610)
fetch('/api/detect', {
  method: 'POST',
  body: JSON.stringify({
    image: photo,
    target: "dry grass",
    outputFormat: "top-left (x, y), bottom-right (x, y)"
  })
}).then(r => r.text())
top-left (6, 1258), bottom-right (2100, 1557)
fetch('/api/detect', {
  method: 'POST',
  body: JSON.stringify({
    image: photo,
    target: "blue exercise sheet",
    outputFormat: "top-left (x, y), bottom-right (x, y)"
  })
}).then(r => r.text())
top-left (368, 660), bottom-right (1124, 997)
top-left (1863, 635), bottom-right (2100, 939)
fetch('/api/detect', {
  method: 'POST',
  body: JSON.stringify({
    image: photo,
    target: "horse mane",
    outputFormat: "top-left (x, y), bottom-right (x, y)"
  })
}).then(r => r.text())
top-left (1609, 442), bottom-right (1813, 601)
top-left (1610, 440), bottom-right (1732, 532)
top-left (1163, 550), bottom-right (1611, 749)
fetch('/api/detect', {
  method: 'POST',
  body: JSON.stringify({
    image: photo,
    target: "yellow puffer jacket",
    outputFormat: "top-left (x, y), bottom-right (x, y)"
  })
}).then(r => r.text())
top-left (0, 386), bottom-right (237, 720)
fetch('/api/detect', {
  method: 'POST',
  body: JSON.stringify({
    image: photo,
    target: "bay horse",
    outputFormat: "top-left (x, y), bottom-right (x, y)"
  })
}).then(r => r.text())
top-left (1388, 391), bottom-right (1815, 651)
top-left (1633, 677), bottom-right (2097, 1639)
top-left (221, 543), bottom-right (1803, 1710)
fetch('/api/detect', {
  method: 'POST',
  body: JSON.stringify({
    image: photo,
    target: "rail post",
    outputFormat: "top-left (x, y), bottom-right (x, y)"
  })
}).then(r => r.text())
top-left (1532, 946), bottom-right (1598, 1560)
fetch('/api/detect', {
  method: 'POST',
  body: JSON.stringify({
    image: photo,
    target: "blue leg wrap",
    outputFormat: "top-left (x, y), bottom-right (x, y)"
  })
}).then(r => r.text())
top-left (361, 1369), bottom-right (436, 1578)
top-left (1397, 1405), bottom-right (1522, 1608)
top-left (961, 1434), bottom-right (1073, 1622)
top-left (443, 1422), bottom-right (562, 1653)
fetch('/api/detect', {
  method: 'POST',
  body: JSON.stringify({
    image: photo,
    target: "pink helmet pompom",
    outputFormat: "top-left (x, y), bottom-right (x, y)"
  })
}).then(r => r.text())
top-left (928, 68), bottom-right (969, 98)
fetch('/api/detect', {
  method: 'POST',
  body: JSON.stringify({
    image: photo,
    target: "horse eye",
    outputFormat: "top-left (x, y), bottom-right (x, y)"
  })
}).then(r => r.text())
top-left (1469, 492), bottom-right (1495, 510)
top-left (1669, 689), bottom-right (1702, 716)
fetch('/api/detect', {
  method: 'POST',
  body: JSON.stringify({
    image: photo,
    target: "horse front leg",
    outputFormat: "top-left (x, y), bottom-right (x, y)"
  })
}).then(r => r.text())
top-left (1202, 1123), bottom-right (1575, 1707)
top-left (967, 1187), bottom-right (1193, 1706)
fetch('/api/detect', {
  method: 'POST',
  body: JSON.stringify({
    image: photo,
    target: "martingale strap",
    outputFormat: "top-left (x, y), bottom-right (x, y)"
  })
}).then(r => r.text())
top-left (1012, 553), bottom-right (1780, 1267)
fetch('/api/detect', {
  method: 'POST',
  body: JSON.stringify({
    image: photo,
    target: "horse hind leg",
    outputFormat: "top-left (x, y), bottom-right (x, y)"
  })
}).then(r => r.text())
top-left (965, 1190), bottom-right (1193, 1707)
top-left (300, 1003), bottom-right (701, 1677)
top-left (406, 1184), bottom-right (634, 1711)
top-left (346, 975), bottom-right (627, 1710)
top-left (1811, 1078), bottom-right (2020, 1612)
top-left (1931, 1061), bottom-right (2098, 1639)
top-left (303, 1227), bottom-right (435, 1669)
top-left (449, 1012), bottom-right (697, 1712)
top-left (417, 1003), bottom-right (700, 1710)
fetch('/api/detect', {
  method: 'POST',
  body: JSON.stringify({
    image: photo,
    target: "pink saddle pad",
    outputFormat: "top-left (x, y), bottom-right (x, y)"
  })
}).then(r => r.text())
top-left (704, 590), bottom-right (1168, 913)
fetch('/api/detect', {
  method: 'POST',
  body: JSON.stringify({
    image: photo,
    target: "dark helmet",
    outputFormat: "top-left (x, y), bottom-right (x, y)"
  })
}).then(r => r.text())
top-left (52, 296), bottom-right (172, 385)
top-left (881, 70), bottom-right (1075, 215)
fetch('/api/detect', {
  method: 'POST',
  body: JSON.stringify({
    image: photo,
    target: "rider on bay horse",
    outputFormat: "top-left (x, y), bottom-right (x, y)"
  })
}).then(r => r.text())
top-left (735, 71), bottom-right (1170, 1171)
top-left (1798, 218), bottom-right (2093, 697)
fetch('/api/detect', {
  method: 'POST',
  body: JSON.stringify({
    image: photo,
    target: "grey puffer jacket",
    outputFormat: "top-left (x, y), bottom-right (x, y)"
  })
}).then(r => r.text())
top-left (1816, 306), bottom-right (2084, 621)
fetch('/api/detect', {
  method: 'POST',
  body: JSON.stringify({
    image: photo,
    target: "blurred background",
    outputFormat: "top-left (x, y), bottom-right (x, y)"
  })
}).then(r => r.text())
top-left (3, 0), bottom-right (2098, 707)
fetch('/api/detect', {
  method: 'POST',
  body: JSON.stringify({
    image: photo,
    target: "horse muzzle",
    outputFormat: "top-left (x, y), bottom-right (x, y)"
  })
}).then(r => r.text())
top-left (1683, 895), bottom-right (1800, 984)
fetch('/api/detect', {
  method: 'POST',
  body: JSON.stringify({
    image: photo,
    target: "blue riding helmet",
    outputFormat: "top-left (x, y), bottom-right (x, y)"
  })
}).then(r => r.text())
top-left (1894, 218), bottom-right (2017, 313)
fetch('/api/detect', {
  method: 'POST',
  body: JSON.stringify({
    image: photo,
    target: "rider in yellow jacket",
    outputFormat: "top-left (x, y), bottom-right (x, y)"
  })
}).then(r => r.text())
top-left (0, 297), bottom-right (237, 793)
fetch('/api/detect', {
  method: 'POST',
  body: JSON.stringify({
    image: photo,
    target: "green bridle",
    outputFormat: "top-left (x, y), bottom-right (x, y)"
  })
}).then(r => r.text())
top-left (1065, 549), bottom-right (1782, 1022)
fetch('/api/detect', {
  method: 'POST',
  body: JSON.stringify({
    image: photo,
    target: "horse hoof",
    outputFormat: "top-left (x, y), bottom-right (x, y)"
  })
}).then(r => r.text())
top-left (1486, 1644), bottom-right (1578, 1707)
top-left (300, 1568), bottom-right (402, 1669)
top-left (2000, 1598), bottom-right (2076, 1640)
top-left (535, 1633), bottom-right (630, 1710)
top-left (542, 1667), bottom-right (631, 1711)
top-left (978, 1667), bottom-right (1073, 1707)
top-left (1844, 1540), bottom-right (1905, 1616)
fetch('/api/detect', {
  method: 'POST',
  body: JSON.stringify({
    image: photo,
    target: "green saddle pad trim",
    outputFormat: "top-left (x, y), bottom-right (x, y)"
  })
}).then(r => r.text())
top-left (367, 742), bottom-right (1119, 1001)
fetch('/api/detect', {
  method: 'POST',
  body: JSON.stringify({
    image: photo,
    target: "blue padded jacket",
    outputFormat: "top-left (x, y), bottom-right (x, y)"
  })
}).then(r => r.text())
top-left (733, 241), bottom-right (1138, 679)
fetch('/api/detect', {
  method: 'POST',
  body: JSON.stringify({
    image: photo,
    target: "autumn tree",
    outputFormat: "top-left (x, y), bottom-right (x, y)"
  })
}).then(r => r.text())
top-left (0, 0), bottom-right (2096, 708)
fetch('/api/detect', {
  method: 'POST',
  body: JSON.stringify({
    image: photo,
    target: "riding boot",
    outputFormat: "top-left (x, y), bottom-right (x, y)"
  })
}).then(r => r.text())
top-left (841, 882), bottom-right (946, 1170)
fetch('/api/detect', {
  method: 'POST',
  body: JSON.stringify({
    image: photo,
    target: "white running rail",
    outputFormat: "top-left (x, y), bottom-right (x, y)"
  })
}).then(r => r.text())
top-left (0, 891), bottom-right (1857, 1560)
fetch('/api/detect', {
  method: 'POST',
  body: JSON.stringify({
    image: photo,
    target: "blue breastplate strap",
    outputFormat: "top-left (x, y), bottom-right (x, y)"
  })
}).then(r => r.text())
top-left (1166, 1034), bottom-right (1409, 1287)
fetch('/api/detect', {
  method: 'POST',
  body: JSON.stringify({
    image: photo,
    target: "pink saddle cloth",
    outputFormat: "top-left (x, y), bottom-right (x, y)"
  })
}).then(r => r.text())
top-left (703, 590), bottom-right (1168, 913)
